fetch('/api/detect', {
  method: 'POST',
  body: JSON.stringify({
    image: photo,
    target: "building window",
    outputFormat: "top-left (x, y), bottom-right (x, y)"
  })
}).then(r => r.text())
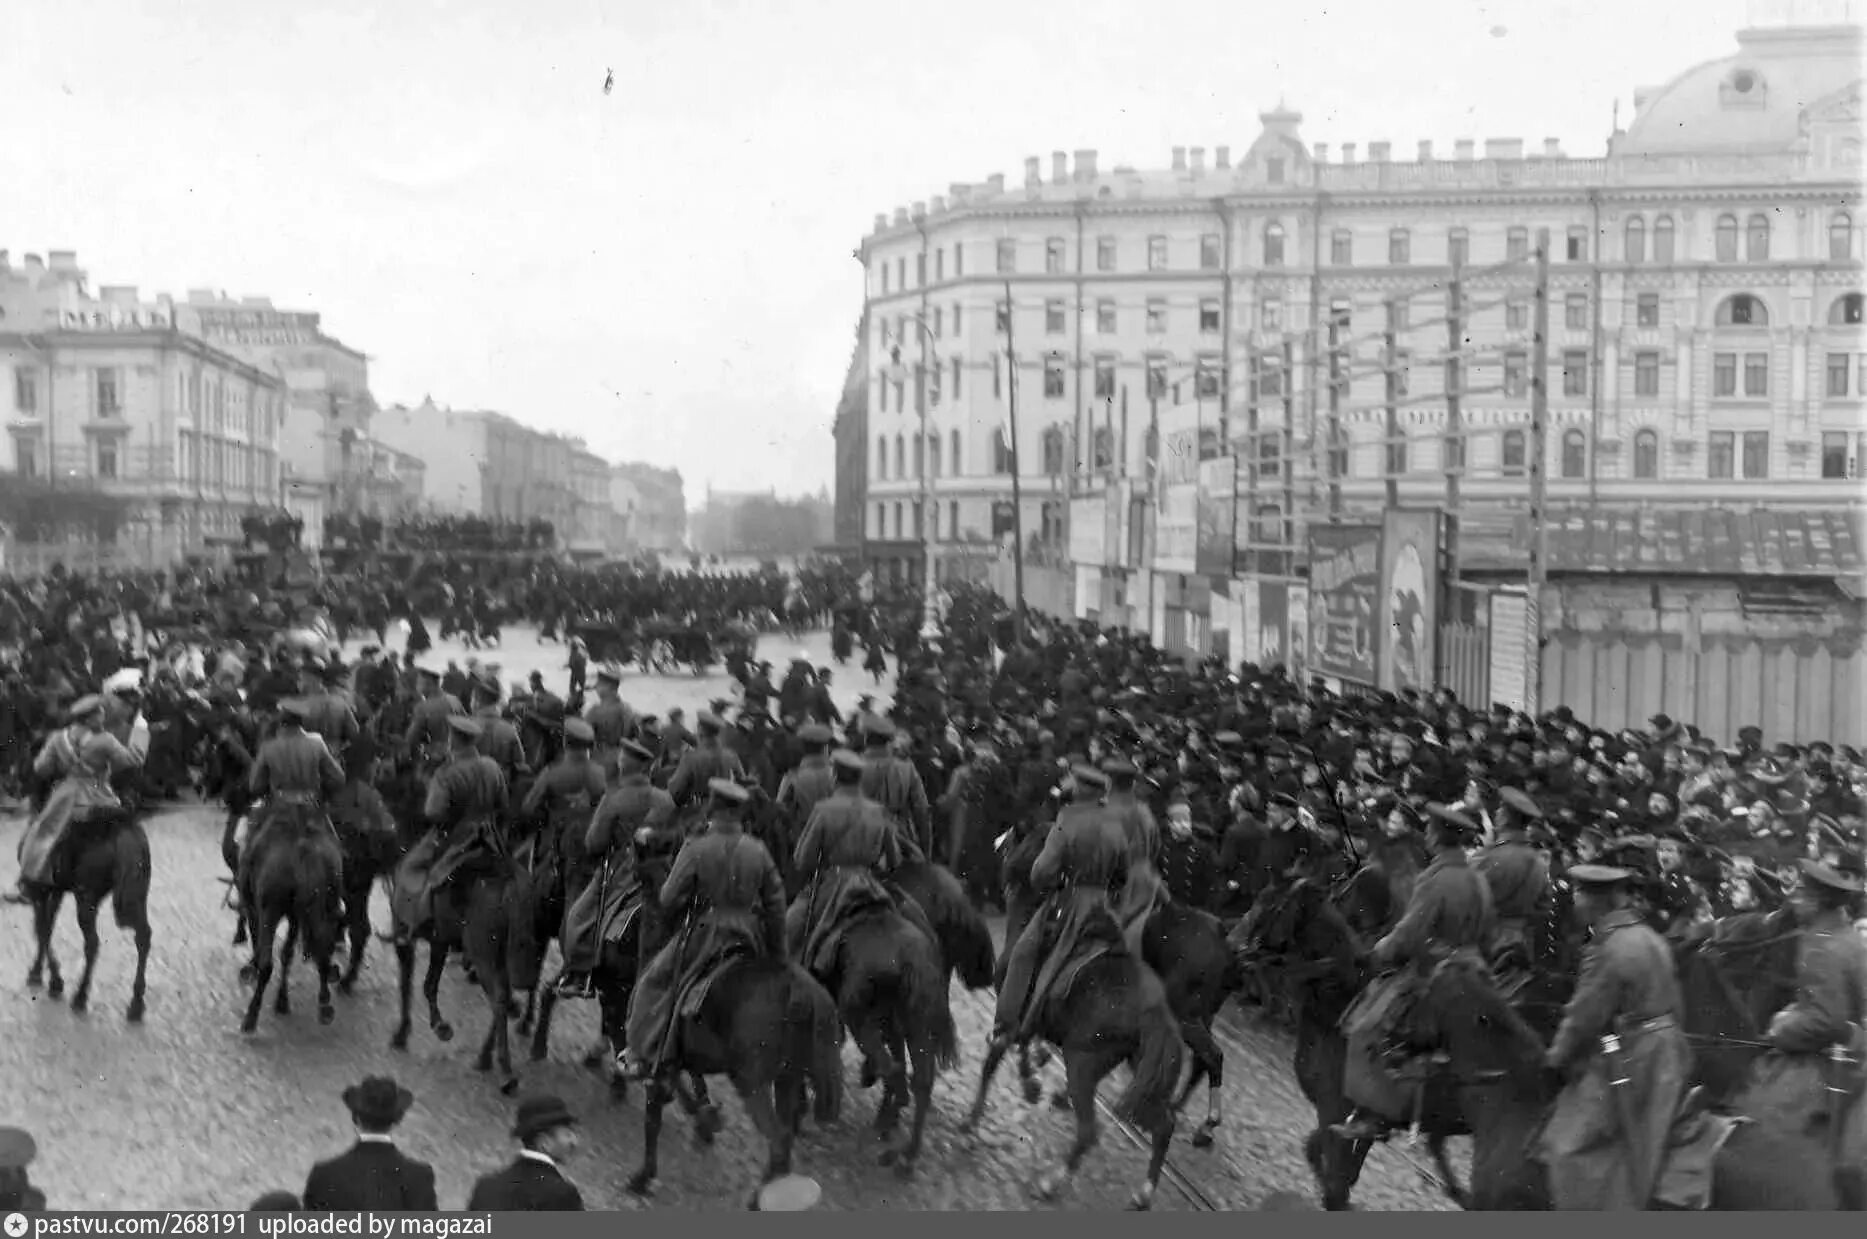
top-left (995, 300), bottom-right (1010, 333)
top-left (1636, 293), bottom-right (1660, 327)
top-left (1566, 226), bottom-right (1588, 261)
top-left (1634, 351), bottom-right (1660, 396)
top-left (1041, 427), bottom-right (1066, 474)
top-left (1448, 227), bottom-right (1469, 267)
top-left (914, 434), bottom-right (924, 477)
top-left (996, 239), bottom-right (1016, 273)
top-left (932, 306), bottom-right (943, 337)
top-left (880, 265), bottom-right (889, 295)
top-left (1715, 214), bottom-right (1738, 261)
top-left (1264, 222), bottom-right (1285, 267)
top-left (928, 364), bottom-right (942, 406)
top-left (1046, 237), bottom-right (1067, 274)
top-left (1503, 350), bottom-right (1528, 397)
top-left (954, 244), bottom-right (963, 276)
top-left (927, 431), bottom-right (942, 476)
top-left (1560, 429), bottom-right (1587, 478)
top-left (993, 427), bottom-right (1012, 473)
top-left (874, 503), bottom-right (885, 537)
top-left (1391, 349), bottom-right (1412, 397)
top-left (1506, 226), bottom-right (1529, 261)
top-left (1506, 299), bottom-right (1529, 331)
top-left (1097, 236), bottom-right (1117, 272)
top-left (1633, 429), bottom-right (1659, 479)
top-left (1746, 213), bottom-right (1770, 261)
top-left (95, 368), bottom-right (121, 418)
top-left (1146, 300), bottom-right (1166, 334)
top-left (1044, 358), bottom-right (1066, 398)
top-left (876, 438), bottom-right (888, 478)
top-left (1045, 299), bottom-right (1066, 334)
top-left (1565, 293), bottom-right (1589, 330)
top-left (1625, 216), bottom-right (1646, 264)
top-left (894, 502), bottom-right (904, 538)
top-left (1822, 431), bottom-right (1852, 478)
top-left (1713, 353), bottom-right (1738, 396)
top-left (915, 253), bottom-right (925, 286)
top-left (929, 501), bottom-right (939, 540)
top-left (897, 258), bottom-right (906, 289)
top-left (1716, 293), bottom-right (1768, 326)
top-left (1830, 212), bottom-right (1853, 261)
top-left (935, 249), bottom-right (945, 282)
top-left (894, 435), bottom-right (905, 477)
top-left (1828, 352), bottom-right (1852, 396)
top-left (1265, 158), bottom-right (1285, 185)
top-left (1146, 357), bottom-right (1168, 400)
top-left (1501, 429), bottom-right (1526, 476)
top-left (952, 304), bottom-right (962, 335)
top-left (1148, 235), bottom-right (1169, 271)
top-left (1094, 357), bottom-right (1116, 399)
top-left (893, 378), bottom-right (905, 409)
top-left (1195, 358), bottom-right (1221, 399)
top-left (1200, 234), bottom-right (1221, 269)
top-left (951, 357), bottom-right (961, 397)
top-left (96, 441), bottom-right (118, 479)
top-left (993, 356), bottom-right (1002, 399)
top-left (1096, 300), bottom-right (1116, 334)
top-left (1743, 352), bottom-right (1769, 397)
top-left (949, 500), bottom-right (959, 540)
top-left (1389, 228), bottom-right (1411, 265)
top-left (12, 368), bottom-right (36, 414)
top-left (1561, 349), bottom-right (1588, 396)
top-left (950, 430), bottom-right (962, 476)
top-left (1708, 431), bottom-right (1734, 479)
top-left (1331, 229), bottom-right (1353, 266)
top-left (1742, 430), bottom-right (1769, 477)
top-left (1831, 293), bottom-right (1864, 325)
top-left (1261, 297), bottom-right (1283, 331)
top-left (1386, 430), bottom-right (1408, 478)
top-left (1199, 299), bottom-right (1221, 334)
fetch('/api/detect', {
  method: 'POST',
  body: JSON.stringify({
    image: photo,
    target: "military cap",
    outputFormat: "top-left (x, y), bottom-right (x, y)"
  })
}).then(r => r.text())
top-left (1068, 763), bottom-right (1109, 789)
top-left (708, 778), bottom-right (751, 805)
top-left (831, 749), bottom-right (866, 774)
top-left (278, 697), bottom-right (312, 720)
top-left (562, 718), bottom-right (595, 746)
top-left (413, 663), bottom-right (440, 680)
top-left (618, 739), bottom-right (655, 763)
top-left (1425, 803), bottom-right (1481, 835)
top-left (1808, 741), bottom-right (1835, 758)
top-left (1499, 787), bottom-right (1545, 820)
top-left (798, 722), bottom-right (834, 746)
top-left (359, 645), bottom-right (382, 657)
top-left (1565, 863), bottom-right (1636, 889)
top-left (1797, 857), bottom-right (1863, 896)
top-left (0, 1126), bottom-right (36, 1170)
top-left (864, 716), bottom-right (898, 741)
top-left (594, 662), bottom-right (623, 684)
top-left (1100, 758), bottom-right (1139, 780)
top-left (446, 715), bottom-right (483, 740)
top-left (68, 693), bottom-right (107, 720)
top-left (470, 669), bottom-right (502, 698)
top-left (697, 711), bottom-right (724, 734)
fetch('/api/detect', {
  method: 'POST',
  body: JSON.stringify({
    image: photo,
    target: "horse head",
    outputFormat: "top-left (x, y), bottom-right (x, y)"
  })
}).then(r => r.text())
top-left (895, 859), bottom-right (996, 991)
top-left (1231, 877), bottom-right (1367, 985)
top-left (1410, 956), bottom-right (1553, 1103)
top-left (1673, 909), bottom-right (1801, 1102)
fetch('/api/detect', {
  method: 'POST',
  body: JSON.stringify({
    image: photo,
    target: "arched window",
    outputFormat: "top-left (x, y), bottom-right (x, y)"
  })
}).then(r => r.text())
top-left (1633, 429), bottom-right (1659, 480)
top-left (930, 502), bottom-right (940, 540)
top-left (1831, 212), bottom-right (1854, 262)
top-left (874, 503), bottom-right (885, 537)
top-left (949, 500), bottom-right (959, 541)
top-left (1561, 429), bottom-right (1588, 479)
top-left (1653, 214), bottom-right (1676, 263)
top-left (1746, 213), bottom-right (1770, 261)
top-left (1715, 213), bottom-right (1739, 262)
top-left (1501, 429), bottom-right (1526, 477)
top-left (893, 434), bottom-right (904, 478)
top-left (950, 430), bottom-right (962, 476)
top-left (993, 426), bottom-right (1012, 474)
top-left (892, 502), bottom-right (903, 539)
top-left (1625, 216), bottom-right (1646, 264)
top-left (1831, 293), bottom-right (1864, 326)
top-left (928, 432), bottom-right (941, 478)
top-left (1263, 222), bottom-right (1286, 267)
top-left (1716, 294), bottom-right (1769, 327)
top-left (876, 437), bottom-right (888, 479)
top-left (913, 434), bottom-right (924, 478)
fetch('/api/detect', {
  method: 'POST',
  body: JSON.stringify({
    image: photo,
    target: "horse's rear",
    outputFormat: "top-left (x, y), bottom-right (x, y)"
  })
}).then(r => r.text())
top-left (27, 806), bottom-right (154, 1022)
top-left (1142, 899), bottom-right (1242, 1148)
top-left (240, 818), bottom-right (344, 1033)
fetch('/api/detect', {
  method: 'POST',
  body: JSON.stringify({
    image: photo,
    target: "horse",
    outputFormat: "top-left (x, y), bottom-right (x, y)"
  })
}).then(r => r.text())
top-left (892, 858), bottom-right (998, 993)
top-left (237, 808), bottom-right (344, 1033)
top-left (1229, 874), bottom-right (1471, 1209)
top-left (327, 779), bottom-right (406, 995)
top-left (626, 956), bottom-right (845, 1206)
top-left (389, 837), bottom-right (541, 1096)
top-left (24, 805), bottom-right (154, 1023)
top-left (1669, 910), bottom-right (1801, 1103)
top-left (1407, 956), bottom-right (1840, 1210)
top-left (822, 902), bottom-right (958, 1177)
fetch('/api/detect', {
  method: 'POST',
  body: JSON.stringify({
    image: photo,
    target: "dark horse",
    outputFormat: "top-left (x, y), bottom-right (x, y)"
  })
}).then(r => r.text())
top-left (625, 956), bottom-right (846, 1206)
top-left (1408, 958), bottom-right (1839, 1210)
top-left (25, 805), bottom-right (153, 1023)
top-left (389, 836), bottom-right (541, 1096)
top-left (1669, 910), bottom-right (1801, 1102)
top-left (239, 809), bottom-right (344, 1033)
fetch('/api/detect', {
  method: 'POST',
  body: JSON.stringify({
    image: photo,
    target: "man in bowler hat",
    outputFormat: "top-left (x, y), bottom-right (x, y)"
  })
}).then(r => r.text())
top-left (302, 1077), bottom-right (438, 1210)
top-left (466, 1095), bottom-right (585, 1210)
top-left (0, 1126), bottom-right (45, 1211)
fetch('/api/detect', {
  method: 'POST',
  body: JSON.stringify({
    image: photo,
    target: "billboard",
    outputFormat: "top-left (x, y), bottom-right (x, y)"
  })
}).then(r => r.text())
top-left (1195, 455), bottom-right (1237, 577)
top-left (1488, 589), bottom-right (1532, 714)
top-left (1287, 583), bottom-right (1311, 686)
top-left (1307, 524), bottom-right (1382, 686)
top-left (1256, 579), bottom-right (1288, 672)
top-left (191, 307), bottom-right (322, 346)
top-left (1237, 576), bottom-right (1261, 665)
top-left (1103, 482), bottom-right (1123, 568)
top-left (1068, 497), bottom-right (1107, 567)
top-left (1379, 508), bottom-right (1444, 694)
top-left (1155, 483), bottom-right (1198, 574)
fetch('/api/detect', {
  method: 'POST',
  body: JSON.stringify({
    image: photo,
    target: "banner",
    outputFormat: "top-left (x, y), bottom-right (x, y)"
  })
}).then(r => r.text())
top-left (1256, 580), bottom-right (1287, 672)
top-left (1103, 482), bottom-right (1123, 568)
top-left (1154, 483), bottom-right (1197, 574)
top-left (1379, 508), bottom-right (1443, 694)
top-left (1307, 524), bottom-right (1382, 686)
top-left (1069, 497), bottom-right (1107, 567)
top-left (1195, 455), bottom-right (1236, 578)
top-left (1488, 589), bottom-right (1532, 714)
top-left (1287, 583), bottom-right (1311, 685)
top-left (1237, 577), bottom-right (1261, 665)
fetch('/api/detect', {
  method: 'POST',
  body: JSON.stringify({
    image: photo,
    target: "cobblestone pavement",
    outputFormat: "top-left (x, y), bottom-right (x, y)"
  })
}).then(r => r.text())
top-left (0, 624), bottom-right (1459, 1211)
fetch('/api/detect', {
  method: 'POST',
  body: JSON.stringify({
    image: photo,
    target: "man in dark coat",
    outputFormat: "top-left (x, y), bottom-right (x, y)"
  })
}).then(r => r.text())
top-left (302, 1077), bottom-right (438, 1211)
top-left (466, 1094), bottom-right (585, 1210)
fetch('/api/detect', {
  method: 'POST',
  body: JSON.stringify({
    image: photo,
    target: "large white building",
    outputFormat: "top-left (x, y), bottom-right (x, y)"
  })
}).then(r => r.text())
top-left (853, 7), bottom-right (1865, 586)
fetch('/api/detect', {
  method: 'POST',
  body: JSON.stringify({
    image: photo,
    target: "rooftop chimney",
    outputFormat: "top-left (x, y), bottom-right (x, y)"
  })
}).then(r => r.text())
top-left (948, 182), bottom-right (968, 198)
top-left (1418, 140), bottom-right (1434, 161)
top-left (23, 254), bottom-right (44, 271)
top-left (1215, 145), bottom-right (1231, 169)
top-left (1051, 151), bottom-right (1068, 182)
top-left (47, 251), bottom-right (78, 271)
top-left (911, 200), bottom-right (926, 218)
top-left (893, 206), bottom-right (909, 225)
top-left (1454, 139), bottom-right (1475, 161)
top-left (930, 195), bottom-right (945, 213)
top-left (1341, 143), bottom-right (1357, 165)
top-left (1172, 146), bottom-right (1187, 171)
top-left (1075, 148), bottom-right (1097, 181)
top-left (1024, 156), bottom-right (1042, 186)
top-left (1313, 142), bottom-right (1330, 162)
top-left (873, 213), bottom-right (888, 232)
top-left (1190, 146), bottom-right (1206, 175)
top-left (986, 173), bottom-right (1005, 192)
top-left (1543, 137), bottom-right (1562, 157)
top-left (1369, 141), bottom-right (1391, 163)
top-left (1485, 138), bottom-right (1524, 160)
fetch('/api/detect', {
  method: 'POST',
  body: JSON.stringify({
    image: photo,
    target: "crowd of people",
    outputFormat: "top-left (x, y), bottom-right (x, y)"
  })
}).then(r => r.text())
top-left (387, 516), bottom-right (558, 554)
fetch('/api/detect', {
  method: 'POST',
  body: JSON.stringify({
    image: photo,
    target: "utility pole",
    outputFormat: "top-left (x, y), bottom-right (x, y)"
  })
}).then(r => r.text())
top-left (1004, 280), bottom-right (1026, 635)
top-left (1528, 230), bottom-right (1552, 717)
top-left (1445, 251), bottom-right (1465, 592)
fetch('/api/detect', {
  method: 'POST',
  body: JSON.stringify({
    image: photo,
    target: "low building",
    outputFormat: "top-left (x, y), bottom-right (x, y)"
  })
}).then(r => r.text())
top-left (569, 444), bottom-right (610, 556)
top-left (612, 460), bottom-right (686, 551)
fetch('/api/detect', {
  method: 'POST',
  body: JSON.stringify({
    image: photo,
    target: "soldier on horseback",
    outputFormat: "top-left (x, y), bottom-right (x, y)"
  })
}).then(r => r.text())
top-left (858, 717), bottom-right (931, 860)
top-left (237, 698), bottom-right (346, 886)
top-left (402, 666), bottom-right (463, 777)
top-left (1103, 759), bottom-right (1165, 955)
top-left (666, 712), bottom-right (745, 807)
top-left (989, 764), bottom-right (1129, 1055)
top-left (584, 664), bottom-right (635, 765)
top-left (9, 695), bottom-right (142, 901)
top-left (1472, 787), bottom-right (1552, 969)
top-left (558, 738), bottom-right (676, 1000)
top-left (621, 778), bottom-right (788, 1081)
top-left (468, 671), bottom-right (530, 785)
top-left (774, 723), bottom-right (837, 830)
top-left (517, 716), bottom-right (607, 991)
top-left (390, 717), bottom-right (510, 944)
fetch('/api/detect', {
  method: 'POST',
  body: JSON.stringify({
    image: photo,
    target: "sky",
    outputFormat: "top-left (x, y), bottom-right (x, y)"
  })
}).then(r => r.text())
top-left (5, 0), bottom-right (1757, 500)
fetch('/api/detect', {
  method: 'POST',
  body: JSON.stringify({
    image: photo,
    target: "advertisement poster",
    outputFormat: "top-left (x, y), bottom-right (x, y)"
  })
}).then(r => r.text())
top-left (1237, 577), bottom-right (1261, 666)
top-left (1195, 455), bottom-right (1237, 578)
top-left (1379, 508), bottom-right (1443, 694)
top-left (1256, 580), bottom-right (1287, 671)
top-left (1104, 481), bottom-right (1124, 569)
top-left (1286, 584), bottom-right (1311, 686)
top-left (1307, 524), bottom-right (1382, 686)
top-left (1154, 483), bottom-right (1198, 574)
top-left (1069, 497), bottom-right (1107, 567)
top-left (1488, 589), bottom-right (1531, 715)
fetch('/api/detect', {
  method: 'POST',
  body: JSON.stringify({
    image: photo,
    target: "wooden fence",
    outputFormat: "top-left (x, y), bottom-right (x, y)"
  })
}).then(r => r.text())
top-left (987, 559), bottom-right (1074, 622)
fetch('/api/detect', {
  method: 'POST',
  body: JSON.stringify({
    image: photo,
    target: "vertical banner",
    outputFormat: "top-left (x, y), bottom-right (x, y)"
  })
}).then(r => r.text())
top-left (1068, 497), bottom-right (1107, 567)
top-left (1194, 455), bottom-right (1236, 578)
top-left (1256, 580), bottom-right (1287, 670)
top-left (1307, 524), bottom-right (1382, 686)
top-left (1238, 577), bottom-right (1261, 666)
top-left (1104, 480), bottom-right (1123, 569)
top-left (1380, 508), bottom-right (1444, 694)
top-left (1286, 584), bottom-right (1311, 686)
top-left (1488, 589), bottom-right (1531, 714)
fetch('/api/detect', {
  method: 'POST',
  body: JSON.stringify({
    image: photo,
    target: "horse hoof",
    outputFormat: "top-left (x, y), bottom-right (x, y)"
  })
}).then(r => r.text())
top-left (1126, 1189), bottom-right (1155, 1212)
top-left (127, 999), bottom-right (146, 1024)
top-left (337, 978), bottom-right (356, 997)
top-left (241, 1018), bottom-right (258, 1035)
top-left (1020, 1079), bottom-right (1043, 1105)
top-left (238, 964), bottom-right (256, 985)
top-left (625, 1172), bottom-right (655, 1199)
top-left (319, 1005), bottom-right (335, 1026)
top-left (434, 1022), bottom-right (454, 1043)
top-left (499, 1076), bottom-right (519, 1097)
top-left (25, 972), bottom-right (41, 990)
top-left (390, 1030), bottom-right (409, 1051)
top-left (696, 1104), bottom-right (723, 1144)
top-left (529, 1042), bottom-right (549, 1064)
top-left (47, 977), bottom-right (64, 999)
top-left (1191, 1126), bottom-right (1215, 1150)
top-left (70, 993), bottom-right (89, 1015)
top-left (1033, 1175), bottom-right (1062, 1203)
top-left (609, 1076), bottom-right (631, 1104)
top-left (1049, 1091), bottom-right (1073, 1113)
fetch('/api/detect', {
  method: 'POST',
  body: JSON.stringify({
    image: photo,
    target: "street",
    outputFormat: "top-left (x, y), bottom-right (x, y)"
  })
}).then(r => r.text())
top-left (0, 623), bottom-right (1457, 1211)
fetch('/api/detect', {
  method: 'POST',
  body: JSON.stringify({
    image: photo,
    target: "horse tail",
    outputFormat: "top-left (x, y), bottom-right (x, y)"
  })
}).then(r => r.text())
top-left (787, 967), bottom-right (844, 1126)
top-left (108, 816), bottom-right (152, 931)
top-left (899, 921), bottom-right (960, 1071)
top-left (1111, 968), bottom-right (1186, 1133)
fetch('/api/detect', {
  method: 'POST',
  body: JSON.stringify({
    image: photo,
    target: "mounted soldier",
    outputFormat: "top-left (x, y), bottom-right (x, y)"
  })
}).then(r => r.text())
top-left (390, 717), bottom-right (510, 944)
top-left (9, 695), bottom-right (143, 902)
top-left (237, 697), bottom-right (346, 879)
top-left (517, 716), bottom-right (607, 985)
top-left (558, 739), bottom-right (676, 1000)
top-left (1103, 759), bottom-right (1165, 954)
top-left (858, 717), bottom-right (931, 861)
top-left (402, 666), bottom-right (463, 777)
top-left (1472, 786), bottom-right (1553, 970)
top-left (665, 712), bottom-right (745, 810)
top-left (469, 671), bottom-right (530, 787)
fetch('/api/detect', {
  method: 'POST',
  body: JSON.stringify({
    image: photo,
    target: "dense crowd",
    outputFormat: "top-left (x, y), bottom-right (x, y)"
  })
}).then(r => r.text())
top-left (388, 516), bottom-right (558, 553)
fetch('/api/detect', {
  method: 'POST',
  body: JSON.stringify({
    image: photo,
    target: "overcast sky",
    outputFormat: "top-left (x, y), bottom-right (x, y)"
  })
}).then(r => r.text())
top-left (7, 0), bottom-right (1753, 499)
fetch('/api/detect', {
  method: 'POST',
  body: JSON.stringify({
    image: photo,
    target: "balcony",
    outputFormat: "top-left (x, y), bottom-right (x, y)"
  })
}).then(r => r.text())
top-left (48, 445), bottom-right (273, 505)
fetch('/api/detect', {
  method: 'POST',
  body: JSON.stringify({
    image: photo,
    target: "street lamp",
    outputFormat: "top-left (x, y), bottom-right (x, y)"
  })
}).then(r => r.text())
top-left (883, 315), bottom-right (942, 640)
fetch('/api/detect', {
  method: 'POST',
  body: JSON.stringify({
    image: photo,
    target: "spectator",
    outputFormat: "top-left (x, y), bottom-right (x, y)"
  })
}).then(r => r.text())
top-left (465, 1095), bottom-right (584, 1210)
top-left (0, 1126), bottom-right (46, 1211)
top-left (302, 1076), bottom-right (438, 1211)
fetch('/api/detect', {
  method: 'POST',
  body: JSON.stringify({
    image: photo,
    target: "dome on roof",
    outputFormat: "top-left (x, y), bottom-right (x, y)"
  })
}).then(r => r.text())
top-left (1616, 23), bottom-right (1863, 156)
